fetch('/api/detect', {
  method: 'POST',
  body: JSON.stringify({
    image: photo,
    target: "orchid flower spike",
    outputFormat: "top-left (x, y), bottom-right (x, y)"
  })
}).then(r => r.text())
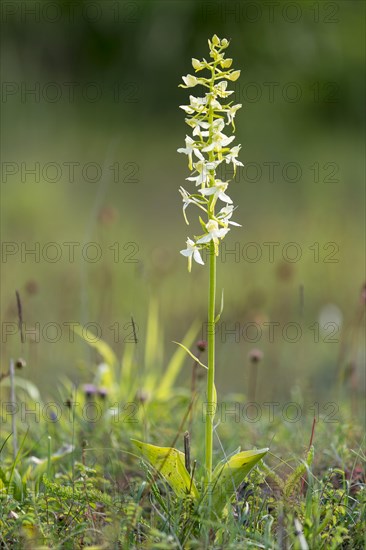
top-left (178, 36), bottom-right (243, 270)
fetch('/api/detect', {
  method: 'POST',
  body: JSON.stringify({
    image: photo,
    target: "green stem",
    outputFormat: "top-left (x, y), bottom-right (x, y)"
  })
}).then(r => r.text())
top-left (205, 241), bottom-right (216, 483)
top-left (205, 61), bottom-right (218, 486)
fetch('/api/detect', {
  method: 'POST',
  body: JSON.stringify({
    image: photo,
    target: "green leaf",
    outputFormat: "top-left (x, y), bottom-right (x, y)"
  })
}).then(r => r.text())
top-left (131, 439), bottom-right (199, 500)
top-left (156, 320), bottom-right (200, 399)
top-left (211, 448), bottom-right (268, 516)
top-left (72, 325), bottom-right (117, 368)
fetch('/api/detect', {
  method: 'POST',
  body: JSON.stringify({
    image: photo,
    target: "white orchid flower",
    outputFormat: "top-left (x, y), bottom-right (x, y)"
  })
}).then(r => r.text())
top-left (177, 135), bottom-right (202, 170)
top-left (190, 95), bottom-right (208, 110)
top-left (225, 104), bottom-right (242, 128)
top-left (201, 119), bottom-right (235, 155)
top-left (186, 159), bottom-right (221, 187)
top-left (180, 238), bottom-right (204, 272)
top-left (180, 95), bottom-right (208, 115)
top-left (214, 80), bottom-right (235, 98)
top-left (196, 220), bottom-right (230, 256)
top-left (190, 119), bottom-right (210, 137)
top-left (200, 180), bottom-right (232, 205)
top-left (181, 75), bottom-right (203, 88)
top-left (179, 187), bottom-right (208, 224)
top-left (225, 144), bottom-right (244, 175)
top-left (217, 204), bottom-right (241, 227)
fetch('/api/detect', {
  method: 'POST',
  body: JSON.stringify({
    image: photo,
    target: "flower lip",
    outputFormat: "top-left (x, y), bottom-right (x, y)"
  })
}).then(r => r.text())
top-left (206, 219), bottom-right (218, 232)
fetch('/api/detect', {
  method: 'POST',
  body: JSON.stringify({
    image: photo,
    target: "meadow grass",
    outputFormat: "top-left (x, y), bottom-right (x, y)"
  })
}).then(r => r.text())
top-left (0, 300), bottom-right (364, 548)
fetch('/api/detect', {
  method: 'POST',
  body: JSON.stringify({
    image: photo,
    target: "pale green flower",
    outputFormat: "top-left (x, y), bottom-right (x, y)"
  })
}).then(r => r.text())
top-left (220, 57), bottom-right (233, 69)
top-left (182, 74), bottom-right (199, 87)
top-left (214, 80), bottom-right (234, 98)
top-left (226, 70), bottom-right (241, 81)
top-left (211, 34), bottom-right (220, 46)
top-left (181, 74), bottom-right (207, 88)
top-left (192, 58), bottom-right (205, 71)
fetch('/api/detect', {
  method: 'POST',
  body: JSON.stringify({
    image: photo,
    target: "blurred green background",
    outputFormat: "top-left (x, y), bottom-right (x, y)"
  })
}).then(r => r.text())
top-left (1, 0), bottom-right (364, 403)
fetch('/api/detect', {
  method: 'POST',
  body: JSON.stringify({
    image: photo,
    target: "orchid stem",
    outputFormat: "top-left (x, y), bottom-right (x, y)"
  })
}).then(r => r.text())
top-left (205, 241), bottom-right (216, 485)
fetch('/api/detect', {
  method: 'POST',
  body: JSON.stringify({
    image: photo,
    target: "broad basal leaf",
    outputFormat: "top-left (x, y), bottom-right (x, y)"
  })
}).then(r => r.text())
top-left (211, 448), bottom-right (268, 516)
top-left (131, 439), bottom-right (199, 500)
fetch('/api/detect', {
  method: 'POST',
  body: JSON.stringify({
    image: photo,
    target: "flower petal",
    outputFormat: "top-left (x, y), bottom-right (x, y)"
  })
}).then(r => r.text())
top-left (193, 249), bottom-right (205, 265)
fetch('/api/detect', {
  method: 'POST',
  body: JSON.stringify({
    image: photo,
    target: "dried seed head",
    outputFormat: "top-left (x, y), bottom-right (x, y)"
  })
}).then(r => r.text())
top-left (197, 340), bottom-right (207, 352)
top-left (276, 261), bottom-right (294, 281)
top-left (136, 389), bottom-right (149, 403)
top-left (15, 358), bottom-right (26, 369)
top-left (98, 205), bottom-right (118, 225)
top-left (24, 280), bottom-right (39, 295)
top-left (248, 348), bottom-right (263, 363)
top-left (98, 387), bottom-right (108, 399)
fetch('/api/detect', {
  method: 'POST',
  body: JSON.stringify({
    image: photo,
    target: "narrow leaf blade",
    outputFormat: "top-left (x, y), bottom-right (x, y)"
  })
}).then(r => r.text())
top-left (157, 320), bottom-right (201, 399)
